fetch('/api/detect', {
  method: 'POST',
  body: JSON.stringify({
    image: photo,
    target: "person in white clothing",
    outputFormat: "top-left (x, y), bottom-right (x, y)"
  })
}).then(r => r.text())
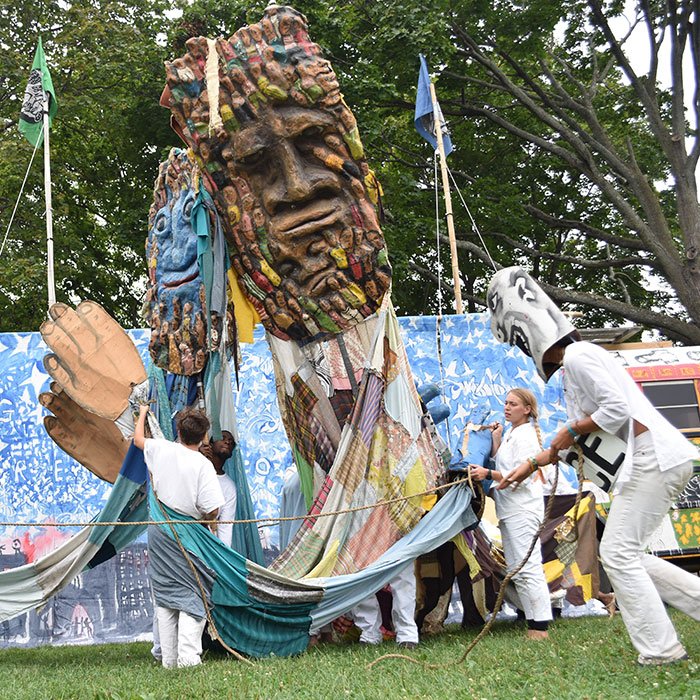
top-left (200, 430), bottom-right (237, 548)
top-left (134, 404), bottom-right (224, 669)
top-left (352, 564), bottom-right (420, 649)
top-left (469, 388), bottom-right (553, 639)
top-left (488, 266), bottom-right (700, 666)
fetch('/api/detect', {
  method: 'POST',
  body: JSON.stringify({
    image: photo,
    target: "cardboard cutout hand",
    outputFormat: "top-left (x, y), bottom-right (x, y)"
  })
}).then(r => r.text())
top-left (40, 301), bottom-right (147, 420)
top-left (40, 382), bottom-right (128, 484)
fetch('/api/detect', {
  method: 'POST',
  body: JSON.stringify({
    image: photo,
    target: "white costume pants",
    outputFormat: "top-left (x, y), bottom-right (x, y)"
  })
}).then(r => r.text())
top-left (156, 606), bottom-right (207, 669)
top-left (600, 432), bottom-right (699, 658)
top-left (500, 510), bottom-right (552, 625)
top-left (151, 613), bottom-right (161, 662)
top-left (353, 564), bottom-right (419, 644)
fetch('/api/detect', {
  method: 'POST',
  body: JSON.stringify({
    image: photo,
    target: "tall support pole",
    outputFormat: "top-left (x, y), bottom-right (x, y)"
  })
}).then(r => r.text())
top-left (429, 82), bottom-right (462, 315)
top-left (43, 90), bottom-right (56, 308)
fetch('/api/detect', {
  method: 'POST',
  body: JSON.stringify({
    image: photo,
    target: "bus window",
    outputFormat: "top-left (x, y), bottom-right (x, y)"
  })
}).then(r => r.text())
top-left (641, 380), bottom-right (700, 436)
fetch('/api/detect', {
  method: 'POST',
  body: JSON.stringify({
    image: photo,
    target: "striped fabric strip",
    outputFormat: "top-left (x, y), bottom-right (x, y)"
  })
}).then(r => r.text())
top-left (354, 372), bottom-right (384, 445)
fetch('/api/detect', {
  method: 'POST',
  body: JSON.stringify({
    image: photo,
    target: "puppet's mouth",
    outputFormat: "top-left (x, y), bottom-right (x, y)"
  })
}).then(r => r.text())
top-left (271, 198), bottom-right (343, 240)
top-left (163, 271), bottom-right (199, 288)
top-left (509, 326), bottom-right (532, 357)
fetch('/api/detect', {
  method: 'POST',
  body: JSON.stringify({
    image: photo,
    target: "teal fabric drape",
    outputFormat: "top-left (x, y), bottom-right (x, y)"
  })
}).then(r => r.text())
top-left (225, 446), bottom-right (265, 565)
top-left (148, 484), bottom-right (476, 657)
top-left (149, 490), bottom-right (319, 657)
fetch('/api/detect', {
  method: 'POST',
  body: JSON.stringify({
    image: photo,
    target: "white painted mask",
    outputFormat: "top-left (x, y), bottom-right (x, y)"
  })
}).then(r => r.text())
top-left (486, 267), bottom-right (576, 381)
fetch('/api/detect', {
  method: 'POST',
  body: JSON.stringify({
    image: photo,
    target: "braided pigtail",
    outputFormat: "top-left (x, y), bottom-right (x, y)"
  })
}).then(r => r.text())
top-left (532, 416), bottom-right (544, 449)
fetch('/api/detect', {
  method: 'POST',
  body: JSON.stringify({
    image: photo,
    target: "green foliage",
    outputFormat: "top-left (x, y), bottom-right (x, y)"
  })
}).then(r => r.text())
top-left (0, 0), bottom-right (173, 332)
top-left (1, 0), bottom-right (697, 341)
top-left (2, 613), bottom-right (699, 699)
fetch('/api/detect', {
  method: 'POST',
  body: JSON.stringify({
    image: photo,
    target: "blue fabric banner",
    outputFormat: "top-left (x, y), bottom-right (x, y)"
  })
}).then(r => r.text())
top-left (414, 54), bottom-right (453, 156)
top-left (0, 313), bottom-right (571, 648)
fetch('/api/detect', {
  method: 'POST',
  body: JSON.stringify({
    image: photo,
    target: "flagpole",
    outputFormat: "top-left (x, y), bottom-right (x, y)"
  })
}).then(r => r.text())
top-left (43, 90), bottom-right (56, 308)
top-left (428, 82), bottom-right (462, 315)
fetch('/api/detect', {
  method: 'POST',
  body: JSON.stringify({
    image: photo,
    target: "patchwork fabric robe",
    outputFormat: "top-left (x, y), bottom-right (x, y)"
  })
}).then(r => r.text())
top-left (268, 298), bottom-right (449, 580)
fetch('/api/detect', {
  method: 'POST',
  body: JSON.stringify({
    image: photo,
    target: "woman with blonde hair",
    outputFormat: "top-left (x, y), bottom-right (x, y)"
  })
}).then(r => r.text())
top-left (470, 388), bottom-right (552, 639)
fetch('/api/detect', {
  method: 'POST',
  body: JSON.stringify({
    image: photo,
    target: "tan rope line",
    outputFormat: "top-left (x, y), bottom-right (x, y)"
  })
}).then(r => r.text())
top-left (149, 475), bottom-right (254, 666)
top-left (369, 446), bottom-right (588, 670)
top-left (0, 475), bottom-right (474, 529)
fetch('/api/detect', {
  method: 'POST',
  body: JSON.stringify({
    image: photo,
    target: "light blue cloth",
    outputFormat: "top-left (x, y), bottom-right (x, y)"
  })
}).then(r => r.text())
top-left (279, 470), bottom-right (306, 551)
top-left (308, 484), bottom-right (476, 631)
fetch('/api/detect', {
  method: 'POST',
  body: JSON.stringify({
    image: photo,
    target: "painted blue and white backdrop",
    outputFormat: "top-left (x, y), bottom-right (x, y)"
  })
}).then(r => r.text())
top-left (0, 313), bottom-right (569, 647)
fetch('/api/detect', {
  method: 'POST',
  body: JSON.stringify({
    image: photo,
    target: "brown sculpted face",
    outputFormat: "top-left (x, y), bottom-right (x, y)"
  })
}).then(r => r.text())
top-left (161, 4), bottom-right (391, 341)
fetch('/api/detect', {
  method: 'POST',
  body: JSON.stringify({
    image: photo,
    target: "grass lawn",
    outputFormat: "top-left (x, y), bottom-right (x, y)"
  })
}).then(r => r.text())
top-left (2, 611), bottom-right (698, 700)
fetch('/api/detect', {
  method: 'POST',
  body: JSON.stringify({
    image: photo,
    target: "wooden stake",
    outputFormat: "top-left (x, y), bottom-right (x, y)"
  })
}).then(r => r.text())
top-left (429, 81), bottom-right (462, 315)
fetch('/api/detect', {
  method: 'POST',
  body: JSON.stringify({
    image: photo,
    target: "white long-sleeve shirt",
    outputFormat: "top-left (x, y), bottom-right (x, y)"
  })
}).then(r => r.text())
top-left (493, 422), bottom-right (544, 521)
top-left (562, 342), bottom-right (698, 490)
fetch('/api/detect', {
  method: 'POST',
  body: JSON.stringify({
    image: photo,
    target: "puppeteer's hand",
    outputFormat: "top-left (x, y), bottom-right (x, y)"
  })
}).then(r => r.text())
top-left (496, 461), bottom-right (532, 490)
top-left (40, 382), bottom-right (128, 484)
top-left (548, 426), bottom-right (576, 464)
top-left (199, 444), bottom-right (214, 463)
top-left (40, 301), bottom-right (147, 420)
top-left (468, 464), bottom-right (488, 481)
top-left (489, 421), bottom-right (503, 440)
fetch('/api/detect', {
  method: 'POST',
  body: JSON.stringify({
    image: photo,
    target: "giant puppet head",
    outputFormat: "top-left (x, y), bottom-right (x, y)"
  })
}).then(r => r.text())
top-left (160, 4), bottom-right (391, 342)
top-left (486, 267), bottom-right (577, 381)
top-left (145, 148), bottom-right (233, 375)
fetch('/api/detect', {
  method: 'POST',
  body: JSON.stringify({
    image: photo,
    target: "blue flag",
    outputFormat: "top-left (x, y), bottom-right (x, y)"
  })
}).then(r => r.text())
top-left (414, 54), bottom-right (453, 157)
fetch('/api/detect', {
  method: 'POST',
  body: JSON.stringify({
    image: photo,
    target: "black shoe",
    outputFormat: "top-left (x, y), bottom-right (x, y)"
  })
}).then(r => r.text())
top-left (398, 642), bottom-right (417, 650)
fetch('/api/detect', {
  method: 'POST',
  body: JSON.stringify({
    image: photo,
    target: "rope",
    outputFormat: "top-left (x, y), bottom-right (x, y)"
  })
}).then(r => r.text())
top-left (149, 476), bottom-right (253, 666)
top-left (4, 448), bottom-right (590, 667)
top-left (446, 165), bottom-right (498, 273)
top-left (368, 447), bottom-right (588, 670)
top-left (0, 475), bottom-right (476, 529)
top-left (0, 137), bottom-right (42, 258)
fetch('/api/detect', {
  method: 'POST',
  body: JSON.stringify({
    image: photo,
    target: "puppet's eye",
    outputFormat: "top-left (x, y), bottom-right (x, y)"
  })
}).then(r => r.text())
top-left (182, 197), bottom-right (194, 222)
top-left (487, 290), bottom-right (501, 313)
top-left (236, 148), bottom-right (265, 168)
top-left (515, 278), bottom-right (535, 302)
top-left (154, 211), bottom-right (168, 235)
top-left (300, 125), bottom-right (324, 139)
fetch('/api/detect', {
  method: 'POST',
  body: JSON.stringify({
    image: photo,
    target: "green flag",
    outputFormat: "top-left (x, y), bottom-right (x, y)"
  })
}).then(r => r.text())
top-left (19, 38), bottom-right (58, 147)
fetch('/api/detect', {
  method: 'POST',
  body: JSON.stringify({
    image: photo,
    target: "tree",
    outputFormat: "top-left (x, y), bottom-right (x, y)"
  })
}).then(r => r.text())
top-left (0, 0), bottom-right (173, 332)
top-left (4, 0), bottom-right (698, 344)
top-left (438, 0), bottom-right (700, 344)
top-left (228, 0), bottom-right (699, 343)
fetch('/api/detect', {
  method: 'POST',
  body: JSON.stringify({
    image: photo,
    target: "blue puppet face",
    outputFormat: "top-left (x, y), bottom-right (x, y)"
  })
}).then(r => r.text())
top-left (145, 149), bottom-right (208, 376)
top-left (152, 188), bottom-right (199, 289)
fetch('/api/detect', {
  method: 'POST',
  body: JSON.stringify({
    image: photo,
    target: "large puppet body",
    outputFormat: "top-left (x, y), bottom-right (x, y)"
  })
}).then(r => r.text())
top-left (160, 4), bottom-right (450, 581)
